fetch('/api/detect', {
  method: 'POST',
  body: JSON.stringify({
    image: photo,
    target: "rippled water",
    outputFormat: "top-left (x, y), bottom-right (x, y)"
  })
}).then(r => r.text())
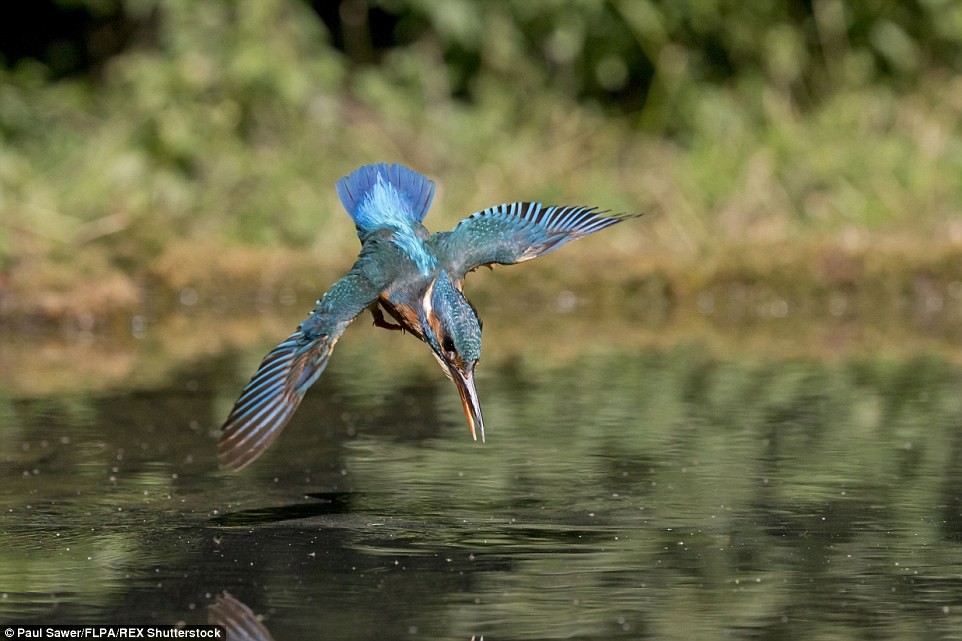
top-left (3, 329), bottom-right (962, 639)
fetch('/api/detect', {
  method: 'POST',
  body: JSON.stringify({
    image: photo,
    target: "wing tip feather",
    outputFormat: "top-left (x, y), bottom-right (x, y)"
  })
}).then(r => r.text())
top-left (217, 331), bottom-right (331, 472)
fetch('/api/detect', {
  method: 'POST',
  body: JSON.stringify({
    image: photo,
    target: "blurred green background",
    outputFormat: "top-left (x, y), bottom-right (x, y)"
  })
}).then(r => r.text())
top-left (2, 0), bottom-right (962, 330)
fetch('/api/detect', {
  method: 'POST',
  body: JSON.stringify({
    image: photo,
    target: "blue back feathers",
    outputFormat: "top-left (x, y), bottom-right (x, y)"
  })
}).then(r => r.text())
top-left (336, 163), bottom-right (436, 232)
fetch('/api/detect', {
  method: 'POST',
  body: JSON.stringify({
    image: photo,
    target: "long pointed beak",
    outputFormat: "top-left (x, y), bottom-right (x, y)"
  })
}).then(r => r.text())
top-left (449, 365), bottom-right (485, 443)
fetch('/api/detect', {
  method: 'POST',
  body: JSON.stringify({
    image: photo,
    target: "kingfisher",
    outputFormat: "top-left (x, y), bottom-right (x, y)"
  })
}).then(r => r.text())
top-left (219, 163), bottom-right (636, 470)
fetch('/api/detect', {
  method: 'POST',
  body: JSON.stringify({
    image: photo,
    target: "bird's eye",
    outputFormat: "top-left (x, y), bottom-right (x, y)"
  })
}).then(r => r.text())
top-left (442, 335), bottom-right (456, 353)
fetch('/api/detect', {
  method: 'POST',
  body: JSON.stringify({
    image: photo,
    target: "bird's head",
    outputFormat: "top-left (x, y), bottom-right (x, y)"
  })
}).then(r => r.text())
top-left (420, 273), bottom-right (485, 442)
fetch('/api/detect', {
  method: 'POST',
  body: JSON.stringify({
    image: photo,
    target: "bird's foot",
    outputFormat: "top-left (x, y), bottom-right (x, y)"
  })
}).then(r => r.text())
top-left (370, 305), bottom-right (404, 332)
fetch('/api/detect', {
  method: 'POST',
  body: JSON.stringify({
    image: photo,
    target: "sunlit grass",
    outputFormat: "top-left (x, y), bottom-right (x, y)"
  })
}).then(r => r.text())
top-left (2, 1), bottom-right (962, 333)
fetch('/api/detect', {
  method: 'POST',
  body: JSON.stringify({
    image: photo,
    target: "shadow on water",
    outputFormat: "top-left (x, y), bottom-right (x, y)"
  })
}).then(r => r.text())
top-left (209, 492), bottom-right (354, 527)
top-left (2, 326), bottom-right (962, 639)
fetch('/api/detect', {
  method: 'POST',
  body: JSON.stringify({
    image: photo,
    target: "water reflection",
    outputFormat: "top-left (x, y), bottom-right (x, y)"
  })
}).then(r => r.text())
top-left (209, 593), bottom-right (274, 641)
top-left (1, 338), bottom-right (962, 639)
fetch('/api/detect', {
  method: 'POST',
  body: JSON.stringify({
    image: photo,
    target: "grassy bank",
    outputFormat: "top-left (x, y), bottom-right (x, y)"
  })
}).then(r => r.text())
top-left (2, 1), bottom-right (962, 336)
top-left (6, 233), bottom-right (962, 342)
top-left (9, 237), bottom-right (962, 401)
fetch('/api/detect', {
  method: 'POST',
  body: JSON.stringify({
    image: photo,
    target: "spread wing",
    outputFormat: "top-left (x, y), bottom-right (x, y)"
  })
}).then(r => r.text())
top-left (218, 270), bottom-right (383, 471)
top-left (436, 202), bottom-right (637, 281)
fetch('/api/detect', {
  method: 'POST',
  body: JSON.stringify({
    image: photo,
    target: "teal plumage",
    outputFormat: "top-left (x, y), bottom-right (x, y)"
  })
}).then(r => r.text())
top-left (219, 163), bottom-right (637, 470)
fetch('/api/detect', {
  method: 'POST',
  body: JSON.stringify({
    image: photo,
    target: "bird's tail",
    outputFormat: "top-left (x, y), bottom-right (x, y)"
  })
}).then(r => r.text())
top-left (219, 331), bottom-right (333, 471)
top-left (335, 163), bottom-right (435, 230)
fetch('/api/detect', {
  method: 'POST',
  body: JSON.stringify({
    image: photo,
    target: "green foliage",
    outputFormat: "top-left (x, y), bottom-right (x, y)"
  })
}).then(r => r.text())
top-left (374, 0), bottom-right (962, 118)
top-left (2, 0), bottom-right (353, 267)
top-left (1, 0), bottom-right (962, 280)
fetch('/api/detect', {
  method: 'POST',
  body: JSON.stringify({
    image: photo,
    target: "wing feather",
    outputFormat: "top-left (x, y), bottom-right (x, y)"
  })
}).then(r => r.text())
top-left (437, 201), bottom-right (637, 279)
top-left (218, 331), bottom-right (337, 471)
top-left (218, 269), bottom-right (385, 471)
top-left (208, 592), bottom-right (275, 641)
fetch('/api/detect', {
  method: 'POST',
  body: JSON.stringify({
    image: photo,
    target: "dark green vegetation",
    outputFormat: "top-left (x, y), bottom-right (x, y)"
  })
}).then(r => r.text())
top-left (2, 339), bottom-right (962, 637)
top-left (2, 1), bottom-right (962, 330)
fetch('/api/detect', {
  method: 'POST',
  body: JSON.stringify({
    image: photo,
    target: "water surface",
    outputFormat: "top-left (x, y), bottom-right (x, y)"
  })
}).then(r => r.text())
top-left (2, 326), bottom-right (962, 639)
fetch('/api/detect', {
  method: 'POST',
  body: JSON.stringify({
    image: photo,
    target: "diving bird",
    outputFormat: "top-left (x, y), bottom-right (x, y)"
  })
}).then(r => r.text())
top-left (219, 163), bottom-right (636, 470)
